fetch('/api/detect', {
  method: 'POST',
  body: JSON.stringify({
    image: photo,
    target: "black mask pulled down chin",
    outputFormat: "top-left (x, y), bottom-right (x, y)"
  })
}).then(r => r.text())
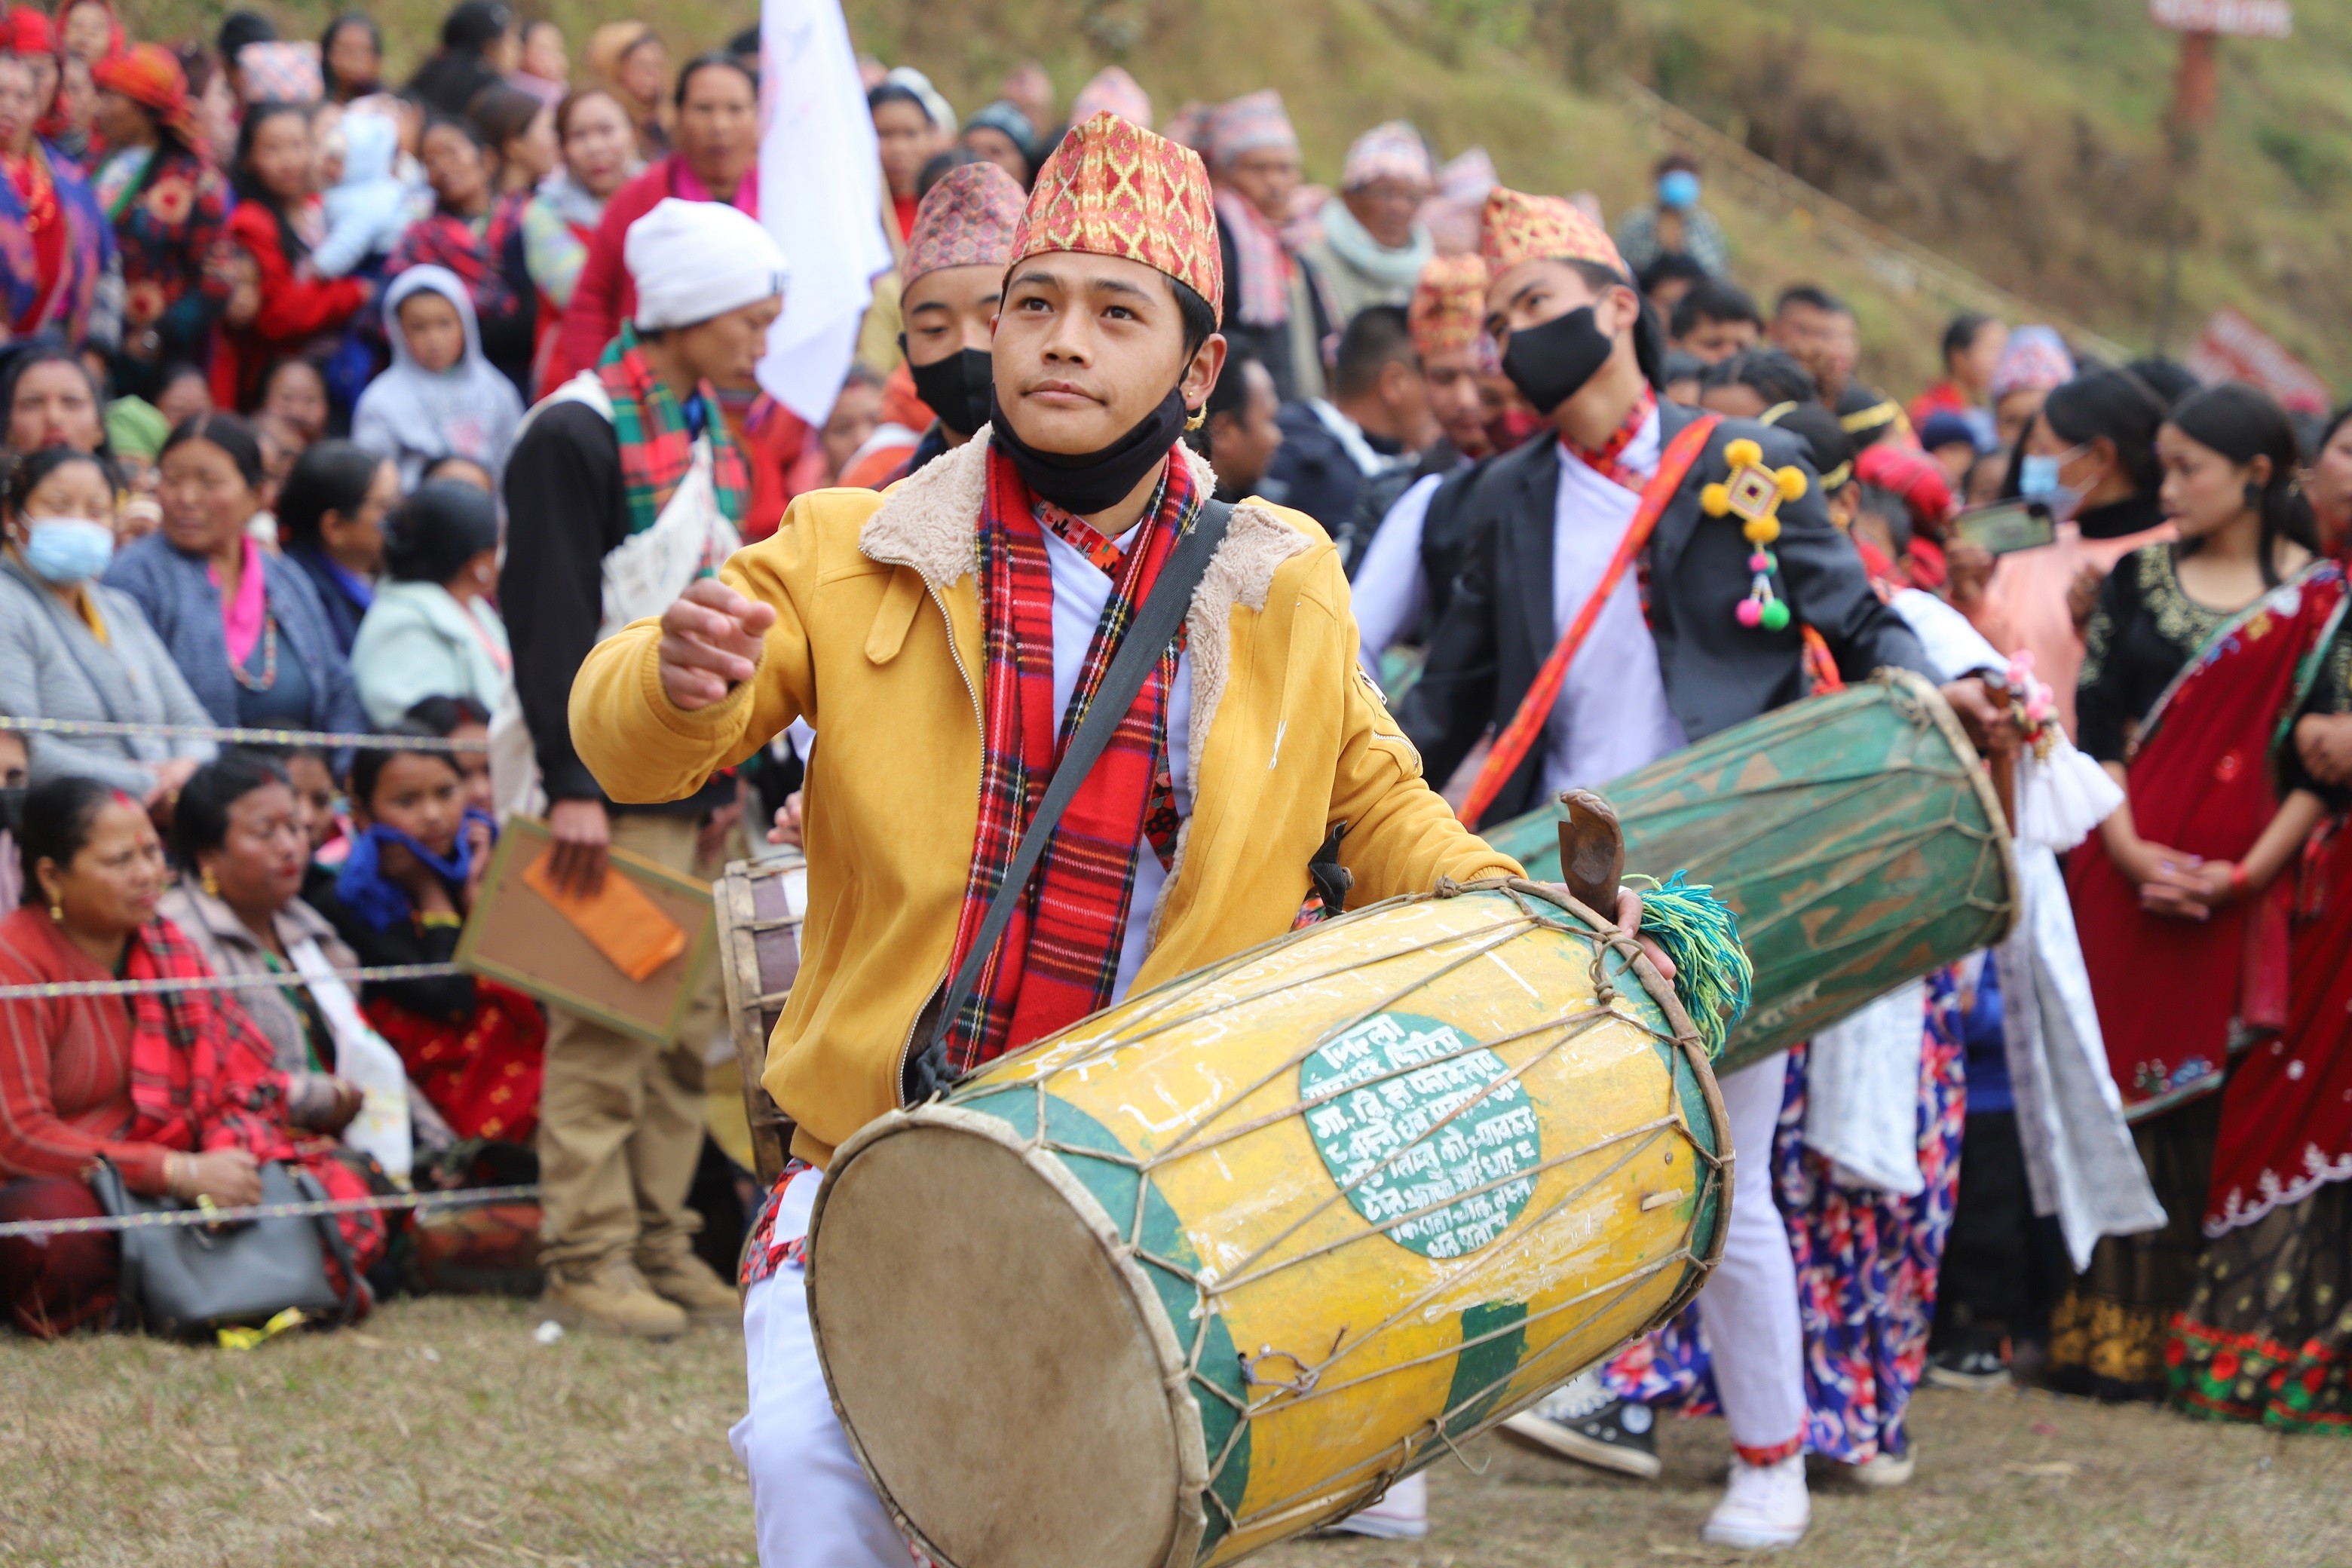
top-left (908, 348), bottom-right (996, 439)
top-left (989, 384), bottom-right (1190, 516)
top-left (1501, 306), bottom-right (1616, 415)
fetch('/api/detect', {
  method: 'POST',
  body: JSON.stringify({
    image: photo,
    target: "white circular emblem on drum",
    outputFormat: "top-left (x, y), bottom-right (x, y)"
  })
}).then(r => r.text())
top-left (1298, 1012), bottom-right (1542, 1259)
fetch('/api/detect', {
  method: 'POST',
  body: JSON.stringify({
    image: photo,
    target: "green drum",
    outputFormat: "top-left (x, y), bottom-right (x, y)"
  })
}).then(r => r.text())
top-left (1484, 669), bottom-right (2017, 1073)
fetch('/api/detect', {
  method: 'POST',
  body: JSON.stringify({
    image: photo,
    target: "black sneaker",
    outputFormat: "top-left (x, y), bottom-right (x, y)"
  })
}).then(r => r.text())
top-left (1925, 1340), bottom-right (2010, 1391)
top-left (1499, 1370), bottom-right (1662, 1479)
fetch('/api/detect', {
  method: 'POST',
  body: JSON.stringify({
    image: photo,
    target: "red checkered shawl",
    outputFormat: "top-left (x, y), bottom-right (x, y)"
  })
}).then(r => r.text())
top-left (125, 916), bottom-right (297, 1160)
top-left (939, 442), bottom-right (1200, 1074)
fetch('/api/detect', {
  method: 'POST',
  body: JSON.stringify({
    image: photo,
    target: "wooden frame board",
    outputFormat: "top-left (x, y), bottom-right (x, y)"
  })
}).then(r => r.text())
top-left (455, 816), bottom-right (718, 1046)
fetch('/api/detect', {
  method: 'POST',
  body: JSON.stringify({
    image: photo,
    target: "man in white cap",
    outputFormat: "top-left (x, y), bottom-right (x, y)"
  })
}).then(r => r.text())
top-left (501, 197), bottom-right (787, 1339)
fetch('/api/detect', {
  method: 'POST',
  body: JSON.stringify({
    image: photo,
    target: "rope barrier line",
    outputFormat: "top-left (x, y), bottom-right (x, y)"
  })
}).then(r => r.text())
top-left (0, 715), bottom-right (488, 752)
top-left (0, 963), bottom-right (467, 1001)
top-left (0, 1183), bottom-right (541, 1238)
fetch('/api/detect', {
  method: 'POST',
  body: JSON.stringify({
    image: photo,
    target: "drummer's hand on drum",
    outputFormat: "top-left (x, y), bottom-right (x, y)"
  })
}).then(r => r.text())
top-left (767, 790), bottom-right (804, 850)
top-left (1940, 676), bottom-right (2023, 764)
top-left (658, 579), bottom-right (777, 711)
top-left (1615, 887), bottom-right (1676, 982)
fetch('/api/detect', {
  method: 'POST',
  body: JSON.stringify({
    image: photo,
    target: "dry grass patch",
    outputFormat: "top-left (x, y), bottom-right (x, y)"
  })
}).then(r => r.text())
top-left (8, 1296), bottom-right (2352, 1566)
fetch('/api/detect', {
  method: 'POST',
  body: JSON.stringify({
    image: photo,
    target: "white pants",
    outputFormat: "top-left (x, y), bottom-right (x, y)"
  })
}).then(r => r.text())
top-left (1690, 1052), bottom-right (1807, 1456)
top-left (728, 1171), bottom-right (914, 1568)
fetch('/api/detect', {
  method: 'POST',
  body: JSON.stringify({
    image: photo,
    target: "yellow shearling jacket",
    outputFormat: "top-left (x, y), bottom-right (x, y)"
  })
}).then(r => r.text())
top-left (569, 437), bottom-right (1521, 1165)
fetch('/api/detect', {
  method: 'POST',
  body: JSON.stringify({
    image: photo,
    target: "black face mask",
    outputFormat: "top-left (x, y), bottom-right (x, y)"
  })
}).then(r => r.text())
top-left (1502, 305), bottom-right (1616, 415)
top-left (0, 785), bottom-right (20, 838)
top-left (988, 384), bottom-right (1190, 516)
top-left (906, 347), bottom-right (996, 439)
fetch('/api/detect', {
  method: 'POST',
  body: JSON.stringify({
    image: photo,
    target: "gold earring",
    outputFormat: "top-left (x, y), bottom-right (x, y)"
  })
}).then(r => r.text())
top-left (1184, 405), bottom-right (1208, 432)
top-left (47, 900), bottom-right (62, 923)
top-left (201, 866), bottom-right (219, 899)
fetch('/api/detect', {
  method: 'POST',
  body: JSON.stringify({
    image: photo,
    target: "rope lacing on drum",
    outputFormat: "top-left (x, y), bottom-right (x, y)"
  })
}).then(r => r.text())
top-left (962, 884), bottom-right (1732, 1546)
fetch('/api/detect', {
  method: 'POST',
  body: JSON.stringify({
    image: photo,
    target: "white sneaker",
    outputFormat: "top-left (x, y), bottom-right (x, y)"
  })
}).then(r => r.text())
top-left (1701, 1453), bottom-right (1810, 1551)
top-left (1323, 1470), bottom-right (1428, 1539)
top-left (1842, 1449), bottom-right (1916, 1490)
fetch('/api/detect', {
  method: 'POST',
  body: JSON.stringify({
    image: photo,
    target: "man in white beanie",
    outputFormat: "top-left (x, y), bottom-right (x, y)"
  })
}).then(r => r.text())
top-left (500, 197), bottom-right (788, 1339)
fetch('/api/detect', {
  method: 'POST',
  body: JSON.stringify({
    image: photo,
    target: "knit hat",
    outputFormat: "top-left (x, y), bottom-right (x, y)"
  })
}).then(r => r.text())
top-left (1479, 185), bottom-right (1625, 277)
top-left (626, 199), bottom-right (789, 332)
top-left (1407, 253), bottom-right (1489, 360)
top-left (1013, 111), bottom-right (1223, 319)
top-left (1343, 121), bottom-right (1434, 191)
top-left (1207, 89), bottom-right (1297, 170)
top-left (1989, 326), bottom-right (2075, 401)
top-left (1070, 66), bottom-right (1151, 130)
top-left (964, 99), bottom-right (1034, 153)
top-left (902, 160), bottom-right (1024, 286)
top-left (104, 396), bottom-right (170, 462)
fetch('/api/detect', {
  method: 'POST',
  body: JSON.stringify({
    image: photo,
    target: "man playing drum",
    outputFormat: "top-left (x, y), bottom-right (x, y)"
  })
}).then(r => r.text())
top-left (567, 115), bottom-right (1664, 1568)
top-left (1396, 189), bottom-right (2006, 1549)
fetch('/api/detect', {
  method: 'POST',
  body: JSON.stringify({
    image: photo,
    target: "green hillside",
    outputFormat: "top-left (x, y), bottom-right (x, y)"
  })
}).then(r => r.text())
top-left (127, 0), bottom-right (2349, 401)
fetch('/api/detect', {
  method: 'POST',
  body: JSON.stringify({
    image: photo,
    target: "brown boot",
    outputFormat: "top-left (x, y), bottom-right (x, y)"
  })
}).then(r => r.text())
top-left (539, 1257), bottom-right (690, 1340)
top-left (637, 1248), bottom-right (743, 1327)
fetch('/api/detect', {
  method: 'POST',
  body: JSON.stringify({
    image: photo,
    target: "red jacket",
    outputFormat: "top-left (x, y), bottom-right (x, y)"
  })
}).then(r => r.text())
top-left (210, 199), bottom-right (368, 411)
top-left (555, 155), bottom-right (759, 387)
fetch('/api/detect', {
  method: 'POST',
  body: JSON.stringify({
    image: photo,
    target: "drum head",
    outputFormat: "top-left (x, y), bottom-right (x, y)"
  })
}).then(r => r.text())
top-left (810, 1116), bottom-right (1193, 1568)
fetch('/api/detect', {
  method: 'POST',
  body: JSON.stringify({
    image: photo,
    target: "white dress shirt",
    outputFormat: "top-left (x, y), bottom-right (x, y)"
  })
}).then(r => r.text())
top-left (1352, 471), bottom-right (1444, 675)
top-left (1541, 405), bottom-right (1687, 794)
top-left (1041, 521), bottom-right (1193, 1003)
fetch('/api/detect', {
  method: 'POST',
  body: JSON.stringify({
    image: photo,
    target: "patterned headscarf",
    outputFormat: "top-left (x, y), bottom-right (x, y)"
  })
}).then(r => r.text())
top-left (92, 44), bottom-right (204, 153)
top-left (1343, 121), bottom-right (1434, 191)
top-left (237, 40), bottom-right (323, 106)
top-left (1070, 66), bottom-right (1151, 130)
top-left (1207, 89), bottom-right (1297, 170)
top-left (1015, 111), bottom-right (1223, 319)
top-left (903, 159), bottom-right (1024, 286)
top-left (1989, 325), bottom-right (2075, 401)
top-left (1409, 253), bottom-right (1490, 360)
top-left (1479, 185), bottom-right (1625, 277)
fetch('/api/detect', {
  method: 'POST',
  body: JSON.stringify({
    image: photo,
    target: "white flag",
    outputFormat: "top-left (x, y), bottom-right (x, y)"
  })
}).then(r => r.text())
top-left (755, 0), bottom-right (892, 426)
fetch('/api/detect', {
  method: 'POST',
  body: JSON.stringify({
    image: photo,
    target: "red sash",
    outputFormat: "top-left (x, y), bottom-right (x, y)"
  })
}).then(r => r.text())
top-left (1459, 414), bottom-right (1719, 829)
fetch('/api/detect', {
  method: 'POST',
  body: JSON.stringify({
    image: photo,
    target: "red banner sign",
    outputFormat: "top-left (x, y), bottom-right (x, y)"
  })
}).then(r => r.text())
top-left (2183, 308), bottom-right (2333, 415)
top-left (2150, 0), bottom-right (2292, 38)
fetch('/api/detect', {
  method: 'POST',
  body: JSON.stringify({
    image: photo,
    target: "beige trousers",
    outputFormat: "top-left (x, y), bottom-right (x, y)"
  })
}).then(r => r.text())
top-left (535, 813), bottom-right (729, 1274)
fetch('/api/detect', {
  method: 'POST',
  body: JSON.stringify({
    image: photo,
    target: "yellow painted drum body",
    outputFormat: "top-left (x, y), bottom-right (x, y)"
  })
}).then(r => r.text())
top-left (808, 881), bottom-right (1729, 1568)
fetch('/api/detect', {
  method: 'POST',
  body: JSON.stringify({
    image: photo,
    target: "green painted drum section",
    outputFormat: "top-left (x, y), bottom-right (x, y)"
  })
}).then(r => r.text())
top-left (1485, 672), bottom-right (2016, 1073)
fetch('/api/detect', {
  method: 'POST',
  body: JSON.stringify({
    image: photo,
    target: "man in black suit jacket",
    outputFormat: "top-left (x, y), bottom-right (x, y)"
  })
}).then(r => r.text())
top-left (1413, 188), bottom-right (2011, 1553)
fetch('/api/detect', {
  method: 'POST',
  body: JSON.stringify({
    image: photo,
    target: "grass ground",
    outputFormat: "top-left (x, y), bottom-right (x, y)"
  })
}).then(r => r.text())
top-left (6, 1293), bottom-right (2349, 1566)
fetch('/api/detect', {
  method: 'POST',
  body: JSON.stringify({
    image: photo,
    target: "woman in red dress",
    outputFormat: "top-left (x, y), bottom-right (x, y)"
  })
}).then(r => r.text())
top-left (210, 103), bottom-right (369, 412)
top-left (2060, 384), bottom-right (2342, 1398)
top-left (0, 779), bottom-right (388, 1337)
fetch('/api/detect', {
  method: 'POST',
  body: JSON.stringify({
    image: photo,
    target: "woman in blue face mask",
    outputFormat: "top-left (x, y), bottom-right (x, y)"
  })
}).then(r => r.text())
top-left (0, 446), bottom-right (216, 803)
top-left (1612, 152), bottom-right (1729, 280)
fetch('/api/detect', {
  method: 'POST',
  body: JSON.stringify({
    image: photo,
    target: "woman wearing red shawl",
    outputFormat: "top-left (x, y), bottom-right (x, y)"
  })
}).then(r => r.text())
top-left (386, 112), bottom-right (532, 397)
top-left (55, 0), bottom-right (123, 65)
top-left (210, 102), bottom-right (368, 412)
top-left (2058, 384), bottom-right (2341, 1401)
top-left (89, 44), bottom-right (230, 401)
top-left (2164, 404), bottom-right (2352, 1435)
top-left (0, 779), bottom-right (388, 1339)
top-left (0, 47), bottom-right (114, 347)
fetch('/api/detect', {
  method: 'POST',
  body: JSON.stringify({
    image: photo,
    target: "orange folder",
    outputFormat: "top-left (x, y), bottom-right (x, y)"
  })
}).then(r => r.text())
top-left (521, 849), bottom-right (689, 982)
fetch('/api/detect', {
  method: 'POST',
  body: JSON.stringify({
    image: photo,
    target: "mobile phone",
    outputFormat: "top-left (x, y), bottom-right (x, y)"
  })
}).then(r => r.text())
top-left (1952, 501), bottom-right (2056, 556)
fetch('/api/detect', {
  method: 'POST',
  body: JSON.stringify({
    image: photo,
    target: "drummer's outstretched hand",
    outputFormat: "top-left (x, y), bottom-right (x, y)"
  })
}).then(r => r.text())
top-left (659, 580), bottom-right (777, 711)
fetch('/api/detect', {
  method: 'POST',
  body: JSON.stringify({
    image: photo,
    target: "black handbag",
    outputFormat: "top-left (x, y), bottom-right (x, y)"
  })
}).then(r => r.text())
top-left (90, 1158), bottom-right (363, 1338)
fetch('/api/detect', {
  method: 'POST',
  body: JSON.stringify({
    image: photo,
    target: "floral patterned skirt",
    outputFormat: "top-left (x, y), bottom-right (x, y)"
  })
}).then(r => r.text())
top-left (2166, 1179), bottom-right (2352, 1434)
top-left (1603, 971), bottom-right (1966, 1463)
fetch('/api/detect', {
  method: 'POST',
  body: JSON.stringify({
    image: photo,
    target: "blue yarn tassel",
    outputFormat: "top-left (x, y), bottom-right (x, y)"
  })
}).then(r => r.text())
top-left (1628, 871), bottom-right (1752, 1060)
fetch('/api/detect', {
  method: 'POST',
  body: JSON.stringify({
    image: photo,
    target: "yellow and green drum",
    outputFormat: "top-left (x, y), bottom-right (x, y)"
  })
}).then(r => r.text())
top-left (807, 879), bottom-right (1729, 1568)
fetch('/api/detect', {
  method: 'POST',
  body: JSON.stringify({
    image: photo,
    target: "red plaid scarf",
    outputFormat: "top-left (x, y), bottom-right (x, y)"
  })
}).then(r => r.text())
top-left (125, 916), bottom-right (295, 1159)
top-left (596, 326), bottom-right (754, 538)
top-left (940, 442), bottom-right (1201, 1073)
